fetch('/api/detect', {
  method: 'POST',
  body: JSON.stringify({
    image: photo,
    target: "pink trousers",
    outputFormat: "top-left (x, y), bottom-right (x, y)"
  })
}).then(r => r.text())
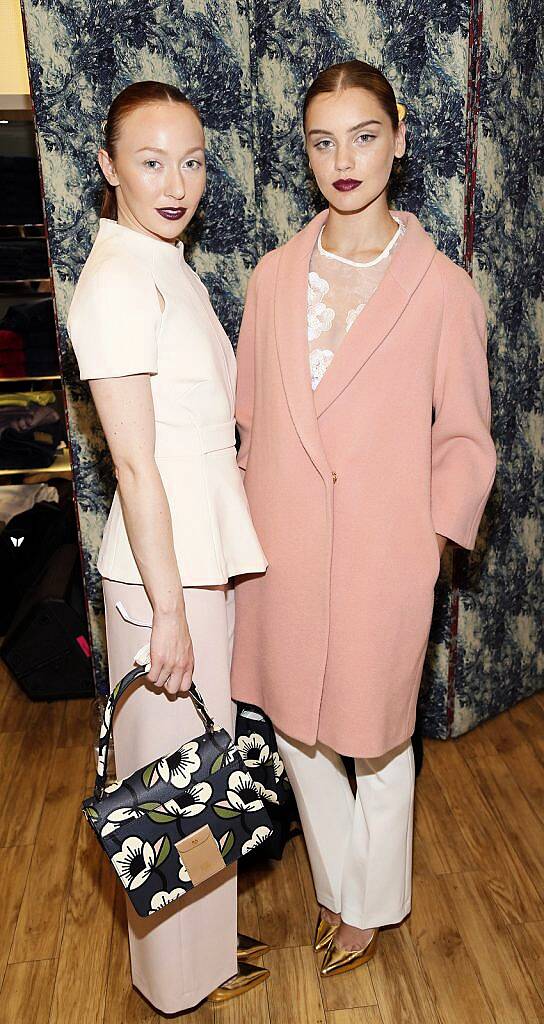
top-left (102, 579), bottom-right (237, 1014)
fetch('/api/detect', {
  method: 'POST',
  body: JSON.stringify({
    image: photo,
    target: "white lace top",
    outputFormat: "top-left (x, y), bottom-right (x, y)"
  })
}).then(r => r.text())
top-left (307, 215), bottom-right (406, 390)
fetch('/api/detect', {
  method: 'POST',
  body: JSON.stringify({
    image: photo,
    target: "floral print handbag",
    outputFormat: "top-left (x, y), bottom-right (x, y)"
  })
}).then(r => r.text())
top-left (82, 663), bottom-right (273, 917)
top-left (235, 702), bottom-right (291, 807)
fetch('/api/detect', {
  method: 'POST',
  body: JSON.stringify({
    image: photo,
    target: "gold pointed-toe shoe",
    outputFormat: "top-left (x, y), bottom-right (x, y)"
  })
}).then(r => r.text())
top-left (207, 962), bottom-right (270, 1003)
top-left (237, 931), bottom-right (270, 961)
top-left (314, 914), bottom-right (340, 952)
top-left (320, 928), bottom-right (379, 977)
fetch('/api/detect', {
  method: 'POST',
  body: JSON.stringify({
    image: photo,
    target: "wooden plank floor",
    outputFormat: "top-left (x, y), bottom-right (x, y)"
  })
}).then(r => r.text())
top-left (1, 659), bottom-right (543, 1023)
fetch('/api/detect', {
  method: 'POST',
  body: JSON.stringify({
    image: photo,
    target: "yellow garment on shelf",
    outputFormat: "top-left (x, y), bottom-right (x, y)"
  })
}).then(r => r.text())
top-left (0, 391), bottom-right (56, 408)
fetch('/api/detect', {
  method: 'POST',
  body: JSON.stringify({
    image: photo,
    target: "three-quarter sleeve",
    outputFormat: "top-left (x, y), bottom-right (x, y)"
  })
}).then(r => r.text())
top-left (236, 262), bottom-right (261, 474)
top-left (68, 254), bottom-right (161, 380)
top-left (431, 262), bottom-right (497, 550)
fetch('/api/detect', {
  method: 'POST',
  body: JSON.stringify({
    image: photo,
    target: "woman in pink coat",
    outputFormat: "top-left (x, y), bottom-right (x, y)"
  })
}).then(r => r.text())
top-left (231, 60), bottom-right (496, 976)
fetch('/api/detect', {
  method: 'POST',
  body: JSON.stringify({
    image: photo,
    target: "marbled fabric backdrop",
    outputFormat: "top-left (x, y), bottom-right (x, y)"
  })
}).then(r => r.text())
top-left (21, 0), bottom-right (542, 734)
top-left (457, 0), bottom-right (543, 733)
top-left (21, 0), bottom-right (257, 694)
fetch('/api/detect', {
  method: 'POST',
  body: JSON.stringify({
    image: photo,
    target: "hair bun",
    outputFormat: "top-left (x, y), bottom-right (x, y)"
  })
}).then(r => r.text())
top-left (396, 102), bottom-right (407, 122)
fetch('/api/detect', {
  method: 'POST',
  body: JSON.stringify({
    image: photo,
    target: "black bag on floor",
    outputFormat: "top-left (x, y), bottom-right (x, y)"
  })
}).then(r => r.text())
top-left (0, 500), bottom-right (76, 633)
top-left (1, 541), bottom-right (93, 700)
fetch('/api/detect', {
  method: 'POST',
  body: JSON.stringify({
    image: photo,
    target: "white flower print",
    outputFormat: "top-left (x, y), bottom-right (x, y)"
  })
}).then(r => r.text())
top-left (100, 805), bottom-right (146, 838)
top-left (270, 752), bottom-right (285, 782)
top-left (157, 741), bottom-right (201, 789)
top-left (237, 733), bottom-right (271, 768)
top-left (112, 836), bottom-right (156, 890)
top-left (242, 825), bottom-right (273, 855)
top-left (223, 745), bottom-right (238, 766)
top-left (308, 272), bottom-right (335, 342)
top-left (103, 779), bottom-right (123, 794)
top-left (160, 782), bottom-right (213, 818)
top-left (309, 348), bottom-right (334, 390)
top-left (97, 747), bottom-right (107, 780)
top-left (346, 301), bottom-right (366, 333)
top-left (149, 887), bottom-right (186, 913)
top-left (179, 860), bottom-right (191, 884)
top-left (254, 779), bottom-right (279, 805)
top-left (99, 698), bottom-right (114, 739)
top-left (225, 770), bottom-right (264, 813)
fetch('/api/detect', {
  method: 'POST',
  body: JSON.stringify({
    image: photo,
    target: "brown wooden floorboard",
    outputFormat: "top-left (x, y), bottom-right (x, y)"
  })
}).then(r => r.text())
top-left (1, 658), bottom-right (543, 1024)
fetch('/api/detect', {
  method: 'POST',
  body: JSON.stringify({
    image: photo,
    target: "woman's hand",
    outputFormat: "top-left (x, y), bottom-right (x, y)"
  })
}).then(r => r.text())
top-left (147, 602), bottom-right (195, 696)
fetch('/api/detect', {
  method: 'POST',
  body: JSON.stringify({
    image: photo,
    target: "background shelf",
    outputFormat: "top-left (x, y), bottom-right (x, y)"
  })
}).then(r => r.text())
top-left (0, 447), bottom-right (71, 479)
top-left (0, 374), bottom-right (61, 384)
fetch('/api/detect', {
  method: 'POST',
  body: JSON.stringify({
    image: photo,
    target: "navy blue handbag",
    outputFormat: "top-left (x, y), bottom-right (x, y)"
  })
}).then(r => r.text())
top-left (82, 663), bottom-right (273, 917)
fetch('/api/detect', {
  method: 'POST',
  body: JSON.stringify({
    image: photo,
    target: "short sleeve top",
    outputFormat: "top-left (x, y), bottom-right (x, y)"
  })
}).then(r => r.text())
top-left (68, 244), bottom-right (161, 379)
top-left (67, 218), bottom-right (267, 586)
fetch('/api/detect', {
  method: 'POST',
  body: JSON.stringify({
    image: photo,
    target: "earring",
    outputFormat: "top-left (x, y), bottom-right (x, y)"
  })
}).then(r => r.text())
top-left (396, 102), bottom-right (406, 122)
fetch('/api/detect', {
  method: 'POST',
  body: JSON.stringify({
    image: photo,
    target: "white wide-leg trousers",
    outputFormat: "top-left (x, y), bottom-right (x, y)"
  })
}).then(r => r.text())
top-left (102, 579), bottom-right (237, 1014)
top-left (276, 730), bottom-right (415, 929)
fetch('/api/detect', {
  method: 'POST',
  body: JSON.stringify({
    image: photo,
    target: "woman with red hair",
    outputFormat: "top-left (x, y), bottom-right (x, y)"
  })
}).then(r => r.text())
top-left (68, 81), bottom-right (269, 1013)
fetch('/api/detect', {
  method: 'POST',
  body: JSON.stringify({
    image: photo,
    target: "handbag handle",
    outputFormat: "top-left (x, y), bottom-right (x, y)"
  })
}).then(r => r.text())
top-left (94, 660), bottom-right (216, 801)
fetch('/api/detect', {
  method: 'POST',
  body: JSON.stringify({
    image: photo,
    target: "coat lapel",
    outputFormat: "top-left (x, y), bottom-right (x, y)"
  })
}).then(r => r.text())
top-left (273, 208), bottom-right (438, 465)
top-left (274, 210), bottom-right (331, 479)
top-left (313, 210), bottom-right (437, 418)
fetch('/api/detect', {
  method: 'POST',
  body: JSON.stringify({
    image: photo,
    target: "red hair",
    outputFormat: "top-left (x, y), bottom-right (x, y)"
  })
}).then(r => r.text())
top-left (100, 81), bottom-right (201, 220)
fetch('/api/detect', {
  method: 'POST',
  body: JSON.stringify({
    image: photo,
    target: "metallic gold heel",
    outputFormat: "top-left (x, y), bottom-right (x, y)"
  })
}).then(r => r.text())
top-left (320, 927), bottom-right (379, 976)
top-left (237, 932), bottom-right (270, 961)
top-left (207, 962), bottom-right (270, 1002)
top-left (314, 913), bottom-right (340, 952)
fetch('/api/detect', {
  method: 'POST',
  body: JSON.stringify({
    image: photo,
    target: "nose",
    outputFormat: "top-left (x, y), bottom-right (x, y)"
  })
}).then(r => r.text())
top-left (335, 141), bottom-right (354, 173)
top-left (165, 167), bottom-right (186, 201)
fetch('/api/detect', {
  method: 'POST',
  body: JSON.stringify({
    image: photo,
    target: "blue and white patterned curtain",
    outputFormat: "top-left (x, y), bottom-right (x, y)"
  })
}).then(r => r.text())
top-left (21, 0), bottom-right (543, 734)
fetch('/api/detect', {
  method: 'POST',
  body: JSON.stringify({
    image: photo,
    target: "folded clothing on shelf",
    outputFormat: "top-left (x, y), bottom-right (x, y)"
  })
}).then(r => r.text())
top-left (0, 482), bottom-right (59, 526)
top-left (0, 416), bottom-right (64, 469)
top-left (0, 353), bottom-right (27, 377)
top-left (0, 300), bottom-right (59, 377)
top-left (0, 391), bottom-right (57, 408)
top-left (0, 389), bottom-right (63, 468)
top-left (1, 298), bottom-right (56, 348)
top-left (0, 404), bottom-right (59, 435)
top-left (0, 240), bottom-right (49, 281)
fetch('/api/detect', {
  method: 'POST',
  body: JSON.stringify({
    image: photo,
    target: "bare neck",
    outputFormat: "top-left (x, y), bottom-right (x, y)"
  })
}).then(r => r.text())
top-left (321, 198), bottom-right (400, 264)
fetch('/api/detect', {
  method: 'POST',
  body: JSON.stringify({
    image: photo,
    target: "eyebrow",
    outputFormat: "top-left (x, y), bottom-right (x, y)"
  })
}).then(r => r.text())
top-left (307, 119), bottom-right (382, 137)
top-left (135, 145), bottom-right (205, 155)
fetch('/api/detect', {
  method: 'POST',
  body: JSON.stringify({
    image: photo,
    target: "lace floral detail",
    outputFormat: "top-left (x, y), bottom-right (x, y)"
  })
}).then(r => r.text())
top-left (308, 270), bottom-right (328, 306)
top-left (307, 271), bottom-right (335, 342)
top-left (346, 302), bottom-right (366, 333)
top-left (307, 216), bottom-right (406, 389)
top-left (310, 348), bottom-right (334, 390)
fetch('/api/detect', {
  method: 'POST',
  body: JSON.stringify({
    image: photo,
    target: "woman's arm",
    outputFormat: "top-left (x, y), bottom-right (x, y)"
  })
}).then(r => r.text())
top-left (236, 262), bottom-right (262, 477)
top-left (431, 264), bottom-right (497, 549)
top-left (90, 373), bottom-right (194, 695)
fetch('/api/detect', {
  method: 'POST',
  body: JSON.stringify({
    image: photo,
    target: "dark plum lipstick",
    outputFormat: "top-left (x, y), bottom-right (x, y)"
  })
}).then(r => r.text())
top-left (157, 207), bottom-right (187, 221)
top-left (333, 179), bottom-right (362, 192)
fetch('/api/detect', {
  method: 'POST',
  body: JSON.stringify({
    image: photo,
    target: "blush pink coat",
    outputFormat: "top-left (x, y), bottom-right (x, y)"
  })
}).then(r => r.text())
top-left (230, 208), bottom-right (497, 758)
